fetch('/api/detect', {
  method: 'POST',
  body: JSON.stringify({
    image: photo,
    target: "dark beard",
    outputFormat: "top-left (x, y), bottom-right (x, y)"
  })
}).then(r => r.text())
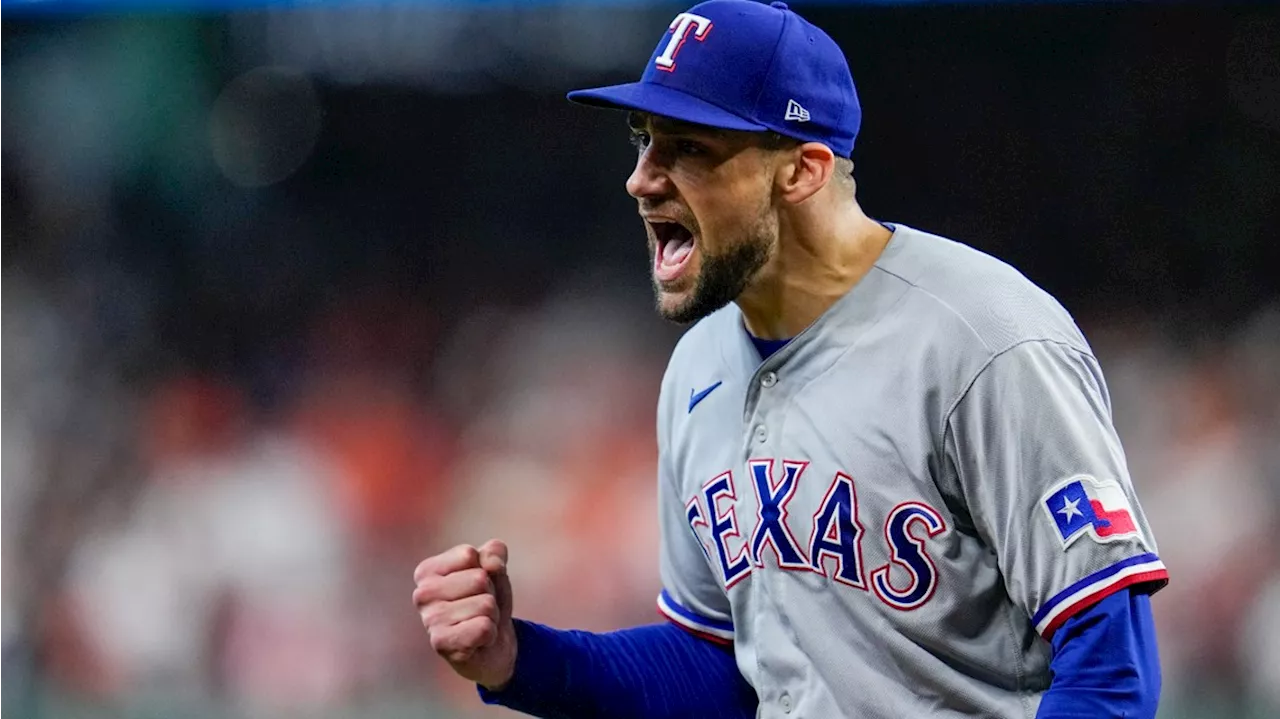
top-left (655, 235), bottom-right (771, 325)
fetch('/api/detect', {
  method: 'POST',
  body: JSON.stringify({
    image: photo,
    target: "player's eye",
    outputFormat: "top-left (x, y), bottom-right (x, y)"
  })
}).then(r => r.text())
top-left (676, 139), bottom-right (705, 156)
top-left (629, 131), bottom-right (651, 152)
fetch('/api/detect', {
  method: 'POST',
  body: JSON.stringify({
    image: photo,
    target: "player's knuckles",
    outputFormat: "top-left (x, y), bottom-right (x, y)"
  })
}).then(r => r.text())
top-left (418, 600), bottom-right (448, 629)
top-left (428, 625), bottom-right (462, 654)
top-left (415, 568), bottom-right (490, 603)
top-left (474, 593), bottom-right (500, 622)
top-left (420, 593), bottom-right (499, 630)
top-left (412, 580), bottom-right (443, 606)
top-left (478, 539), bottom-right (509, 569)
top-left (413, 558), bottom-right (435, 584)
top-left (445, 592), bottom-right (499, 624)
top-left (455, 615), bottom-right (498, 648)
top-left (413, 545), bottom-right (481, 583)
top-left (430, 617), bottom-right (495, 656)
top-left (453, 544), bottom-right (482, 566)
top-left (450, 567), bottom-right (492, 597)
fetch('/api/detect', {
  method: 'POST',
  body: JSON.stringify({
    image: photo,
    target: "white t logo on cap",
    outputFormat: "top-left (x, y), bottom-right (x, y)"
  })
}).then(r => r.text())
top-left (655, 12), bottom-right (713, 72)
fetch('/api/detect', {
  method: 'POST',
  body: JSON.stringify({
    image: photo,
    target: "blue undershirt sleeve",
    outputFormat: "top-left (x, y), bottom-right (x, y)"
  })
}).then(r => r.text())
top-left (478, 620), bottom-right (757, 719)
top-left (1037, 588), bottom-right (1161, 718)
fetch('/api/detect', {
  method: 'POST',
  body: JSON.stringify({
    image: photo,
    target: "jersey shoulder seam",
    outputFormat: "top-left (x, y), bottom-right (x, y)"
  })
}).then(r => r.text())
top-left (871, 264), bottom-right (995, 353)
top-left (939, 338), bottom-right (1100, 449)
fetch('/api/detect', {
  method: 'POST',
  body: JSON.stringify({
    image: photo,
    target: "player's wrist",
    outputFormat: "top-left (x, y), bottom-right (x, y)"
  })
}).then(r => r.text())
top-left (479, 619), bottom-right (576, 709)
top-left (478, 672), bottom-right (514, 692)
top-left (476, 620), bottom-right (520, 692)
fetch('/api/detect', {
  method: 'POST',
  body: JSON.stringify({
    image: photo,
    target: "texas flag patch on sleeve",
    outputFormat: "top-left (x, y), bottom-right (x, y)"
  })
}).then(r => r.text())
top-left (1041, 475), bottom-right (1140, 547)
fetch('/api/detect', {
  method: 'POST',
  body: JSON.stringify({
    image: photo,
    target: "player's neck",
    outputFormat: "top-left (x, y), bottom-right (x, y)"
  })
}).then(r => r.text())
top-left (736, 204), bottom-right (891, 340)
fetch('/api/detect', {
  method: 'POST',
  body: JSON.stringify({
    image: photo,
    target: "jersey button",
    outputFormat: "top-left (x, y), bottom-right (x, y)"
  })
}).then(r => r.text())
top-left (754, 425), bottom-right (768, 444)
top-left (761, 371), bottom-right (778, 388)
top-left (780, 693), bottom-right (792, 713)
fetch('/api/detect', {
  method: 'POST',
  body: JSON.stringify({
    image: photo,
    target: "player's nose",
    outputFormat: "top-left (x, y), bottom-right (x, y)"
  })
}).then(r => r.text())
top-left (626, 150), bottom-right (671, 200)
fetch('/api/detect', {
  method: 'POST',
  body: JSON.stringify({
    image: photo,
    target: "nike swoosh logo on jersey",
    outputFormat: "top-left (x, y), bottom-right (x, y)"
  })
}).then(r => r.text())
top-left (688, 381), bottom-right (723, 413)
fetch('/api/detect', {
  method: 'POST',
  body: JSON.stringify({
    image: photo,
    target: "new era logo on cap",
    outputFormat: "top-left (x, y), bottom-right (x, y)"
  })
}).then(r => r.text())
top-left (1041, 475), bottom-right (1140, 548)
top-left (784, 99), bottom-right (810, 122)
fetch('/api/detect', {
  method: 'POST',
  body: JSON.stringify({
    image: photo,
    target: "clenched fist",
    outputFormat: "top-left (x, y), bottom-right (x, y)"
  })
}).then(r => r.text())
top-left (413, 539), bottom-right (517, 690)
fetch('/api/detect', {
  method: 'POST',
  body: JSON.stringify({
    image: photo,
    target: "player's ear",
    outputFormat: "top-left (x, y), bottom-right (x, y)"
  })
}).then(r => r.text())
top-left (775, 142), bottom-right (835, 204)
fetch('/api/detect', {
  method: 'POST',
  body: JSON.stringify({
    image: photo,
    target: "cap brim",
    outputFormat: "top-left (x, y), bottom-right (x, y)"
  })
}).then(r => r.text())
top-left (567, 82), bottom-right (767, 133)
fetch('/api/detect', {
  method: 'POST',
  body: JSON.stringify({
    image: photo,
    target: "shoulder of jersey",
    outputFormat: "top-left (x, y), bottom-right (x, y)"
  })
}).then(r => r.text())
top-left (880, 225), bottom-right (1091, 356)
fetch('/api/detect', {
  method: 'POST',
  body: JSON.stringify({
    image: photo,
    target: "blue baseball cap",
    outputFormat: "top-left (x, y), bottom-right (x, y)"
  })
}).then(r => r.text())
top-left (567, 0), bottom-right (861, 158)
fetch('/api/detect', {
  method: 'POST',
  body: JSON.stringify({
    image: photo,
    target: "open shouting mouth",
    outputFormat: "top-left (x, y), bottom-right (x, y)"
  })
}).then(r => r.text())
top-left (649, 218), bottom-right (696, 283)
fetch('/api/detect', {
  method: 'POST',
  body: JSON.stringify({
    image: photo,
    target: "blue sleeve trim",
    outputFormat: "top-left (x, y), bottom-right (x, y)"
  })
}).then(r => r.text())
top-left (658, 588), bottom-right (735, 636)
top-left (1031, 553), bottom-right (1168, 637)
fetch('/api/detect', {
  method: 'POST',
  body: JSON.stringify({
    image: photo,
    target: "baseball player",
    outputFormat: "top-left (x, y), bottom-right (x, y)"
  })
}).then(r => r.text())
top-left (412, 1), bottom-right (1168, 717)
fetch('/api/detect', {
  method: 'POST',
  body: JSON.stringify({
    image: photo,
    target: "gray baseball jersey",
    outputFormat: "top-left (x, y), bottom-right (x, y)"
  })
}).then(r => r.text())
top-left (654, 224), bottom-right (1168, 718)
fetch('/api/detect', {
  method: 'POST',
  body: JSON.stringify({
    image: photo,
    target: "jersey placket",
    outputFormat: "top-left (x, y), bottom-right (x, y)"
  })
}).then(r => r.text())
top-left (739, 343), bottom-right (814, 718)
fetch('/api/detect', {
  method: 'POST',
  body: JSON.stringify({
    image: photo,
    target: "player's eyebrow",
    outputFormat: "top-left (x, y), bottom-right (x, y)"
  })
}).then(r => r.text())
top-left (627, 111), bottom-right (730, 140)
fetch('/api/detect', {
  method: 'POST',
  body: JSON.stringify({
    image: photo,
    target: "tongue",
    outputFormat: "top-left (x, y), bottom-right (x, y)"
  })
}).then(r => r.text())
top-left (662, 235), bottom-right (694, 266)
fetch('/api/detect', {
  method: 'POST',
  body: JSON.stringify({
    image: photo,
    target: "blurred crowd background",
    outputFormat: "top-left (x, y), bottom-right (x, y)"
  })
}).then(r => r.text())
top-left (3, 1), bottom-right (1279, 718)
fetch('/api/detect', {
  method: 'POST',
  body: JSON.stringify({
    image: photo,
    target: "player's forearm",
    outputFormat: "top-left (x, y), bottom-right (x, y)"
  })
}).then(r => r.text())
top-left (478, 619), bottom-right (757, 719)
top-left (1037, 589), bottom-right (1160, 719)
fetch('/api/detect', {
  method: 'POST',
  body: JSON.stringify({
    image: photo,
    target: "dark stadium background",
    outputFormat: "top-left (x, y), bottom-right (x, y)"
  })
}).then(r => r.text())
top-left (4, 2), bottom-right (1278, 718)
